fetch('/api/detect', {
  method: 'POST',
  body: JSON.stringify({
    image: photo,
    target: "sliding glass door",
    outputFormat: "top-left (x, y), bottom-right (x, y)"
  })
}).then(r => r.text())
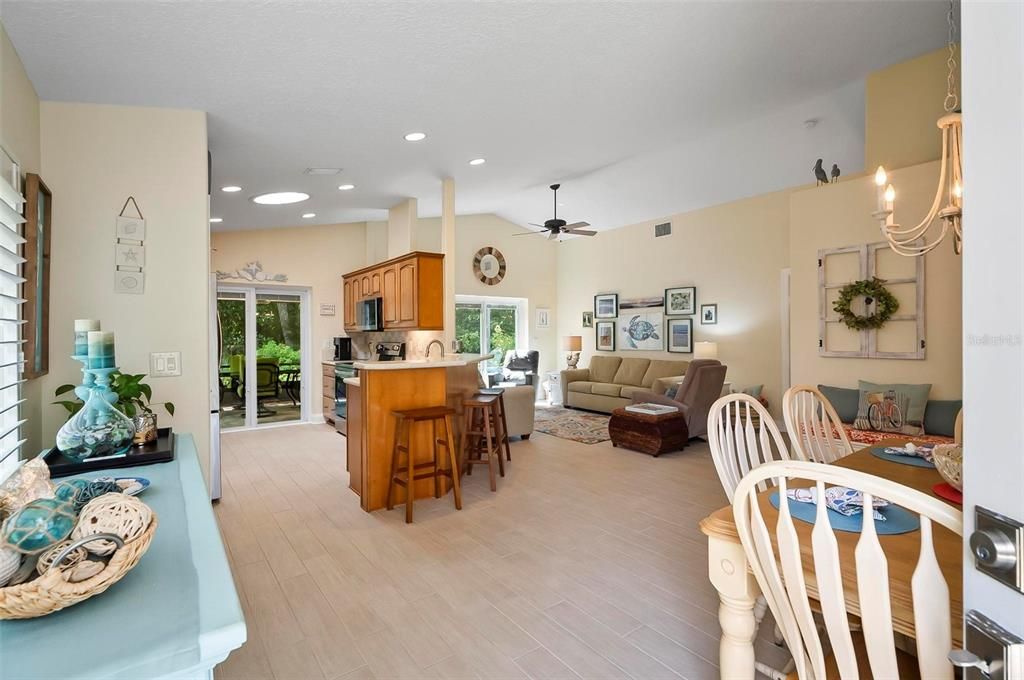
top-left (216, 285), bottom-right (309, 429)
top-left (455, 296), bottom-right (525, 378)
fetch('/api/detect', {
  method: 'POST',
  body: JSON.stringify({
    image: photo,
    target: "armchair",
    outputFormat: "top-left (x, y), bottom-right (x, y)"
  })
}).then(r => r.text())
top-left (629, 359), bottom-right (727, 438)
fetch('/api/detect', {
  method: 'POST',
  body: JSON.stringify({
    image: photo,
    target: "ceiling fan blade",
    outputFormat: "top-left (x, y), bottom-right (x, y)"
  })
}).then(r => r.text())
top-left (513, 230), bottom-right (547, 236)
top-left (528, 223), bottom-right (545, 228)
top-left (564, 221), bottom-right (590, 230)
top-left (566, 229), bottom-right (597, 236)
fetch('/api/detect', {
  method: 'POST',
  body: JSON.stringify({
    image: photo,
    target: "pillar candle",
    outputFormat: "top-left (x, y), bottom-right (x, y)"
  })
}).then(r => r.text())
top-left (87, 330), bottom-right (115, 369)
top-left (74, 319), bottom-right (100, 357)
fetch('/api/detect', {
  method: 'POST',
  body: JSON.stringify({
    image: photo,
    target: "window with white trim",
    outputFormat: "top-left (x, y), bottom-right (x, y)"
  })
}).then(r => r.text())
top-left (0, 146), bottom-right (27, 483)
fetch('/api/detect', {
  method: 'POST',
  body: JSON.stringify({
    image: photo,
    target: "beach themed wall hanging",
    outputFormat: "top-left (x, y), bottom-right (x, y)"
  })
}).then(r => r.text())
top-left (114, 197), bottom-right (145, 295)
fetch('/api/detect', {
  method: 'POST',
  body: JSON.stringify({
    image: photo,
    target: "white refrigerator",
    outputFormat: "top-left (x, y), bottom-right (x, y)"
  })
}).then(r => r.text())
top-left (208, 273), bottom-right (222, 500)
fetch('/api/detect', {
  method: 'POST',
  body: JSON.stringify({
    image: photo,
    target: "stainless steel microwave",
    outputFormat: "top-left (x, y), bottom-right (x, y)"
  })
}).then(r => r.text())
top-left (355, 297), bottom-right (383, 331)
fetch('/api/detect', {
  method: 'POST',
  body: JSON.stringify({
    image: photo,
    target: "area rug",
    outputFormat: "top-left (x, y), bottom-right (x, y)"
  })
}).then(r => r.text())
top-left (534, 405), bottom-right (611, 444)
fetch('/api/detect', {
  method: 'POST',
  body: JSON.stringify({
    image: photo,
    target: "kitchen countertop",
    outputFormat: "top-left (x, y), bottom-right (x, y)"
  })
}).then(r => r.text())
top-left (352, 353), bottom-right (489, 371)
top-left (344, 377), bottom-right (360, 387)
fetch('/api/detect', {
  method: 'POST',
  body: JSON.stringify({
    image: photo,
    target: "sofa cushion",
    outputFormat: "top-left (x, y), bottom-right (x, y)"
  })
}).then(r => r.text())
top-left (619, 385), bottom-right (648, 400)
top-left (641, 360), bottom-right (689, 387)
top-left (853, 380), bottom-right (931, 435)
top-left (817, 384), bottom-right (860, 423)
top-left (923, 399), bottom-right (963, 437)
top-left (567, 381), bottom-right (597, 394)
top-left (589, 356), bottom-right (622, 384)
top-left (613, 358), bottom-right (650, 386)
top-left (591, 383), bottom-right (623, 398)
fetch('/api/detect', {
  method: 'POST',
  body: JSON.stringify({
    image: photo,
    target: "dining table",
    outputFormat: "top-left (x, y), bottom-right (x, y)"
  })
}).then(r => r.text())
top-left (698, 437), bottom-right (962, 680)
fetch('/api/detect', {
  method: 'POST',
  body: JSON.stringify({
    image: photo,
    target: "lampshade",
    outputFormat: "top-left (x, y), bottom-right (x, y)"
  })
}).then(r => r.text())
top-left (694, 341), bottom-right (719, 360)
top-left (562, 335), bottom-right (583, 352)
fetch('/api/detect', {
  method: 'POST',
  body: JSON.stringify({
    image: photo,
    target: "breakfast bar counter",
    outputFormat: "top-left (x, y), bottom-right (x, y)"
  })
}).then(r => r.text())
top-left (345, 354), bottom-right (488, 511)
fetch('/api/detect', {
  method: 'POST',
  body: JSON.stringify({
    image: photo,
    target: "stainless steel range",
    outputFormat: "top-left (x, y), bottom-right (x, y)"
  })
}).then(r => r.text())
top-left (334, 361), bottom-right (358, 435)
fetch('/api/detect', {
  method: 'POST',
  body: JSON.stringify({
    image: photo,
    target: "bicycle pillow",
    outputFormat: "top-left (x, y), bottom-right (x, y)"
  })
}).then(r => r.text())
top-left (853, 380), bottom-right (931, 436)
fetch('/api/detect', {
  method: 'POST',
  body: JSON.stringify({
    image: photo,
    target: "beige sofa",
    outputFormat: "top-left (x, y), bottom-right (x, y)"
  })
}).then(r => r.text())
top-left (560, 356), bottom-right (688, 413)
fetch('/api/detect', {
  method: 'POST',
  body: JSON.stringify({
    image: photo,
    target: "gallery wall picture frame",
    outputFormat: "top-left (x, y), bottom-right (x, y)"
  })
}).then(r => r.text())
top-left (700, 303), bottom-right (718, 325)
top-left (664, 286), bottom-right (696, 316)
top-left (582, 311), bottom-right (594, 328)
top-left (114, 243), bottom-right (145, 269)
top-left (594, 293), bottom-right (618, 319)
top-left (536, 307), bottom-right (551, 328)
top-left (595, 321), bottom-right (616, 351)
top-left (666, 318), bottom-right (693, 353)
top-left (23, 173), bottom-right (51, 379)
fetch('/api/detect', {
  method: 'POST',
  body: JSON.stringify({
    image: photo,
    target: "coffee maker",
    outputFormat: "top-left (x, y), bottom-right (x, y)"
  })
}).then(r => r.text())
top-left (333, 337), bottom-right (352, 361)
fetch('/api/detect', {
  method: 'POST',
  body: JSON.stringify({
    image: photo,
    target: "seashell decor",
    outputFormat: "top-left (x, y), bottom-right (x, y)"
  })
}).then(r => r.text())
top-left (73, 493), bottom-right (152, 556)
top-left (0, 547), bottom-right (19, 586)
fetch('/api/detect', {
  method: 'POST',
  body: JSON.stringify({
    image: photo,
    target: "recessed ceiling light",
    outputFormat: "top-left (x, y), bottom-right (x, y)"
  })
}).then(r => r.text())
top-left (251, 191), bottom-right (310, 205)
top-left (469, 158), bottom-right (486, 166)
top-left (302, 213), bottom-right (316, 219)
top-left (338, 184), bottom-right (355, 191)
top-left (221, 185), bottom-right (242, 193)
top-left (303, 168), bottom-right (343, 175)
top-left (209, 217), bottom-right (223, 223)
top-left (404, 132), bottom-right (427, 142)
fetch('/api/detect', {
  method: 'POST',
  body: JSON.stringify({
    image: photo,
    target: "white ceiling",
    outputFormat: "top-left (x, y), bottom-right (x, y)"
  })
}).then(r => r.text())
top-left (1, 1), bottom-right (951, 233)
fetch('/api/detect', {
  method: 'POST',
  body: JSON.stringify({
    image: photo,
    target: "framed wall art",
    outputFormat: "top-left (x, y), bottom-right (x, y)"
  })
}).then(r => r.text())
top-left (582, 311), bottom-right (594, 328)
top-left (700, 303), bottom-right (718, 325)
top-left (594, 293), bottom-right (618, 319)
top-left (666, 318), bottom-right (693, 353)
top-left (664, 286), bottom-right (696, 316)
top-left (595, 321), bottom-right (616, 351)
top-left (617, 297), bottom-right (663, 351)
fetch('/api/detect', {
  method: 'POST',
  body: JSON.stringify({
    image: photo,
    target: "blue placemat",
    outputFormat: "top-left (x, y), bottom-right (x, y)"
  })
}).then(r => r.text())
top-left (769, 491), bottom-right (920, 535)
top-left (869, 447), bottom-right (936, 468)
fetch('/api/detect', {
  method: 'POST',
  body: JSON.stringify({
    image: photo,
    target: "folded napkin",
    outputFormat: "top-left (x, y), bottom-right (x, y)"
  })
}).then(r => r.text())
top-left (786, 486), bottom-right (890, 521)
top-left (883, 442), bottom-right (935, 463)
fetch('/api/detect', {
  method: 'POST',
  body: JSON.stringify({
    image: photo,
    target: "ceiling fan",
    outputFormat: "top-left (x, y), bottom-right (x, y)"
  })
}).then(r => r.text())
top-left (516, 184), bottom-right (596, 240)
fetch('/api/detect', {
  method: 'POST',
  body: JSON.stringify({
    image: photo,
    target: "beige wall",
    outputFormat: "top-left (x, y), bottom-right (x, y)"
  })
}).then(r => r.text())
top-left (0, 23), bottom-right (44, 455)
top-left (211, 222), bottom-right (367, 362)
top-left (865, 46), bottom-right (960, 171)
top-left (39, 102), bottom-right (212, 478)
top-left (557, 192), bottom-right (792, 411)
top-left (789, 160), bottom-right (962, 398)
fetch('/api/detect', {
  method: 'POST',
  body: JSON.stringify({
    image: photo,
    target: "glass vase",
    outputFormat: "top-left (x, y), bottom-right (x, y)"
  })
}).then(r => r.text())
top-left (55, 368), bottom-right (135, 462)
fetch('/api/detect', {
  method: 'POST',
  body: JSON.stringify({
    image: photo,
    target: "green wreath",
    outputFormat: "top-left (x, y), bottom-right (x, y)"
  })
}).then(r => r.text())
top-left (833, 277), bottom-right (899, 331)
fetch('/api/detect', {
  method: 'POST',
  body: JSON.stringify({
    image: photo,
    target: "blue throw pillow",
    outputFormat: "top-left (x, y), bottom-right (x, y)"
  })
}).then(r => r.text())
top-left (817, 384), bottom-right (860, 424)
top-left (923, 399), bottom-right (963, 437)
top-left (664, 386), bottom-right (678, 399)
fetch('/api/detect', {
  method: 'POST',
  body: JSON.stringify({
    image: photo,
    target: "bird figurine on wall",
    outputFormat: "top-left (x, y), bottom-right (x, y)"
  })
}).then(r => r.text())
top-left (813, 159), bottom-right (830, 186)
top-left (831, 163), bottom-right (841, 183)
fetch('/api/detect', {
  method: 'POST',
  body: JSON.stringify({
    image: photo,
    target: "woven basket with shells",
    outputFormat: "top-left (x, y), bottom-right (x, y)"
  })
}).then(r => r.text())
top-left (932, 444), bottom-right (963, 492)
top-left (0, 491), bottom-right (157, 619)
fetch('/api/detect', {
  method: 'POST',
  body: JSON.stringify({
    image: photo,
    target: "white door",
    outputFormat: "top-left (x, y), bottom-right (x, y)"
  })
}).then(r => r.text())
top-left (215, 284), bottom-right (311, 430)
top-left (961, 0), bottom-right (1024, 657)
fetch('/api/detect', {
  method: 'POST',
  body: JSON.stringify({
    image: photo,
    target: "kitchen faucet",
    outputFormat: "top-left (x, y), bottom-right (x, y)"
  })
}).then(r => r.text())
top-left (425, 339), bottom-right (445, 360)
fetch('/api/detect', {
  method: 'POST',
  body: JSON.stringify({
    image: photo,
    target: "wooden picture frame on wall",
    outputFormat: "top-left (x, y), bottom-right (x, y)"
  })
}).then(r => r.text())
top-left (23, 174), bottom-right (51, 379)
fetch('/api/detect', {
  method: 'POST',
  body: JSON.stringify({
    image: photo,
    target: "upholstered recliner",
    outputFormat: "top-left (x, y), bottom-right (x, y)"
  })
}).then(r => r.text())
top-left (629, 359), bottom-right (727, 438)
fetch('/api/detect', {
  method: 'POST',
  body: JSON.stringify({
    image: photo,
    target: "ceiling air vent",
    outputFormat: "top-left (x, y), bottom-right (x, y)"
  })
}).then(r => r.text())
top-left (654, 222), bottom-right (672, 237)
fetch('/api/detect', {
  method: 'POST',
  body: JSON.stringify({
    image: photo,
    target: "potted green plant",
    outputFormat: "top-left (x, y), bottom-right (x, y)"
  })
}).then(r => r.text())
top-left (54, 372), bottom-right (175, 444)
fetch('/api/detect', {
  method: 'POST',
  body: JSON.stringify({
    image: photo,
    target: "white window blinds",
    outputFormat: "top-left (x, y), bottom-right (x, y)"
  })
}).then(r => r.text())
top-left (0, 149), bottom-right (27, 482)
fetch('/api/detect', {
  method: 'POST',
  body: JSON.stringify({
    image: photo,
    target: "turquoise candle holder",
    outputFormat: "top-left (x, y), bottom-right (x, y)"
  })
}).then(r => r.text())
top-left (55, 364), bottom-right (135, 462)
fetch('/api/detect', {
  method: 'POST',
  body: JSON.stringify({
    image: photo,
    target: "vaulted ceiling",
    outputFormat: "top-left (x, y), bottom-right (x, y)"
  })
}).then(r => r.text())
top-left (2, 1), bottom-right (951, 232)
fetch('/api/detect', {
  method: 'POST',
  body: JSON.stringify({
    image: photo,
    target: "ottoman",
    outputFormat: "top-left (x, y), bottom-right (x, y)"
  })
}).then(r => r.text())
top-left (608, 407), bottom-right (689, 457)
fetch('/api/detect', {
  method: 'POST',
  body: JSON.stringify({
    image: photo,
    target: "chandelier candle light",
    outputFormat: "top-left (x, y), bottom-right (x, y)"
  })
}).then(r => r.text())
top-left (872, 0), bottom-right (962, 257)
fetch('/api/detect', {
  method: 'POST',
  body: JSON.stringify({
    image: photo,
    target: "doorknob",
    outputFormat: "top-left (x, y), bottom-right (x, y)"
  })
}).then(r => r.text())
top-left (972, 507), bottom-right (1024, 594)
top-left (970, 528), bottom-right (1017, 571)
top-left (948, 649), bottom-right (991, 676)
top-left (952, 610), bottom-right (1024, 680)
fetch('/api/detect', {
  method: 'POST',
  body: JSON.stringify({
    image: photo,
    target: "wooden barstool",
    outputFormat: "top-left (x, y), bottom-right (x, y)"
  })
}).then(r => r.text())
top-left (386, 406), bottom-right (462, 523)
top-left (478, 387), bottom-right (513, 463)
top-left (462, 393), bottom-right (505, 491)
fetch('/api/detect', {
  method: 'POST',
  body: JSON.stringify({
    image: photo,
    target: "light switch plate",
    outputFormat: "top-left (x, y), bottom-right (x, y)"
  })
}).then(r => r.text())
top-left (150, 351), bottom-right (181, 377)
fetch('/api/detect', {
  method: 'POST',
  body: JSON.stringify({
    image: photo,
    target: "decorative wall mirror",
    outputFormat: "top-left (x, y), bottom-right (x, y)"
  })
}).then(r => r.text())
top-left (23, 174), bottom-right (51, 378)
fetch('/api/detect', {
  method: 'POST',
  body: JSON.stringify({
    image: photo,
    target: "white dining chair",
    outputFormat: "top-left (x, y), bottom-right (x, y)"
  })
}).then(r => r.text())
top-left (782, 385), bottom-right (854, 464)
top-left (708, 393), bottom-right (795, 500)
top-left (732, 460), bottom-right (963, 680)
top-left (707, 393), bottom-right (797, 680)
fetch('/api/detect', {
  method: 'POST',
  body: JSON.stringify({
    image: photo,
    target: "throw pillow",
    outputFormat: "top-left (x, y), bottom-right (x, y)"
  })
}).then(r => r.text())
top-left (853, 381), bottom-right (931, 435)
top-left (730, 384), bottom-right (764, 398)
top-left (817, 384), bottom-right (860, 424)
top-left (923, 399), bottom-right (963, 438)
top-left (664, 386), bottom-right (678, 399)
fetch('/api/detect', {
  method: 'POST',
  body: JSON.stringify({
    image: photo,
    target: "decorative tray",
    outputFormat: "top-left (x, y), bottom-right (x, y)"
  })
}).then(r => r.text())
top-left (43, 428), bottom-right (175, 478)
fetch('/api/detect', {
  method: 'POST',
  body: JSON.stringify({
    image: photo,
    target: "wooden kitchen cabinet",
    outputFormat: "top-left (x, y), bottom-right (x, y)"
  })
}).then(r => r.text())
top-left (342, 252), bottom-right (443, 332)
top-left (322, 362), bottom-right (336, 424)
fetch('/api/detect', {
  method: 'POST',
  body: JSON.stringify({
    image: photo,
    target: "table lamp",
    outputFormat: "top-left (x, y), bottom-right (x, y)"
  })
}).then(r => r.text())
top-left (563, 335), bottom-right (582, 368)
top-left (694, 341), bottom-right (719, 360)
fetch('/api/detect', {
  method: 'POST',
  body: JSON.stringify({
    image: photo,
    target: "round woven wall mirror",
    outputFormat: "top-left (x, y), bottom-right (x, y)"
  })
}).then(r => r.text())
top-left (473, 247), bottom-right (506, 285)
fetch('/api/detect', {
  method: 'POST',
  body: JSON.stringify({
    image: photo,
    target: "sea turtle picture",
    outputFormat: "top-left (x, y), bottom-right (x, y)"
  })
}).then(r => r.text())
top-left (625, 314), bottom-right (660, 348)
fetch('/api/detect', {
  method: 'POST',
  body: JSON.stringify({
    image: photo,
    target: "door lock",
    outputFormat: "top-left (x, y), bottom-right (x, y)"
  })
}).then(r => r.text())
top-left (972, 506), bottom-right (1024, 594)
top-left (949, 611), bottom-right (1024, 680)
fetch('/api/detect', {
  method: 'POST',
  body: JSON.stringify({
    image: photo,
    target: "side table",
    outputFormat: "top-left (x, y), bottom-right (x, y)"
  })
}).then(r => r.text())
top-left (545, 371), bottom-right (562, 405)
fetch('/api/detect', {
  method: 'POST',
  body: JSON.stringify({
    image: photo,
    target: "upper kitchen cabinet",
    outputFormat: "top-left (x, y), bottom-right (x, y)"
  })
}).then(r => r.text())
top-left (342, 252), bottom-right (444, 332)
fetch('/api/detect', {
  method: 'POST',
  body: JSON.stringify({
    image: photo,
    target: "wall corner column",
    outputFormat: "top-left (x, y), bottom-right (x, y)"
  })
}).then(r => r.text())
top-left (441, 178), bottom-right (456, 346)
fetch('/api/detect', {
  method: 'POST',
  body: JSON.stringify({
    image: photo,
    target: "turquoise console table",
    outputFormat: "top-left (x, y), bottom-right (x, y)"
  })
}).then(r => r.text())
top-left (0, 434), bottom-right (246, 679)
